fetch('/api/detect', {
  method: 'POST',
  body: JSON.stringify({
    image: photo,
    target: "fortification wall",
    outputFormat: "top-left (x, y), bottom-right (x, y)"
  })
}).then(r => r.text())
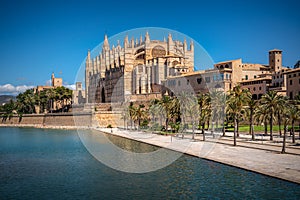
top-left (94, 111), bottom-right (123, 128)
top-left (0, 113), bottom-right (92, 127)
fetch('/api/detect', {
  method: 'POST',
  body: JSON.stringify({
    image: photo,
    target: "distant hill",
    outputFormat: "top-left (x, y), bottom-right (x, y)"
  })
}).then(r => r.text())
top-left (0, 95), bottom-right (16, 105)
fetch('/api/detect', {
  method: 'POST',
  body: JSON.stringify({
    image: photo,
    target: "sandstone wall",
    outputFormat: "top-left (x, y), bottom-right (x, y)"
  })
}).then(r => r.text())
top-left (94, 111), bottom-right (123, 128)
top-left (0, 113), bottom-right (92, 127)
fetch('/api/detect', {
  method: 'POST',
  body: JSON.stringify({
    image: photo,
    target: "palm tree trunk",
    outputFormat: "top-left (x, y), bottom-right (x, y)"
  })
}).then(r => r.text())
top-left (207, 120), bottom-right (210, 130)
top-left (234, 115), bottom-right (237, 146)
top-left (292, 120), bottom-right (295, 143)
top-left (250, 112), bottom-right (254, 140)
top-left (264, 120), bottom-right (268, 135)
top-left (278, 112), bottom-right (282, 137)
top-left (192, 121), bottom-right (195, 140)
top-left (250, 115), bottom-right (255, 140)
top-left (237, 118), bottom-right (239, 138)
top-left (165, 118), bottom-right (169, 133)
top-left (270, 112), bottom-right (273, 141)
top-left (202, 123), bottom-right (205, 141)
top-left (281, 124), bottom-right (287, 153)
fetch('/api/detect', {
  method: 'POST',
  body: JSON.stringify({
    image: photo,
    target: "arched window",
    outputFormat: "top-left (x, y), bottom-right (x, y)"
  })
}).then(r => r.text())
top-left (152, 46), bottom-right (166, 58)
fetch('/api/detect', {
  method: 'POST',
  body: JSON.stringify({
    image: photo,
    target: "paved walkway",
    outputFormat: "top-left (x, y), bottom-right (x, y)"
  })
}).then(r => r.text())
top-left (96, 128), bottom-right (300, 184)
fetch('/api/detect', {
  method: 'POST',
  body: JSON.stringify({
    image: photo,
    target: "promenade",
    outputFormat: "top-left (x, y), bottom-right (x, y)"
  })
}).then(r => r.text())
top-left (97, 128), bottom-right (300, 184)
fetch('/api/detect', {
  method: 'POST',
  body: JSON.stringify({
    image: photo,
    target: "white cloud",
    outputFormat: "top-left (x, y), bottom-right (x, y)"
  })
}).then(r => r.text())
top-left (0, 84), bottom-right (35, 96)
top-left (63, 84), bottom-right (76, 90)
top-left (45, 79), bottom-right (51, 86)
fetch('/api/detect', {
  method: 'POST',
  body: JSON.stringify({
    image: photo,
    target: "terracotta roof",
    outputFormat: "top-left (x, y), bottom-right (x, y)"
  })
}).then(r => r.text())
top-left (283, 67), bottom-right (300, 74)
top-left (269, 49), bottom-right (282, 52)
top-left (239, 76), bottom-right (272, 83)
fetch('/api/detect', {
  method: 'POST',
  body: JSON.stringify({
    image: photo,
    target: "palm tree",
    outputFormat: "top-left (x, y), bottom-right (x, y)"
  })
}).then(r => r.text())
top-left (281, 106), bottom-right (290, 154)
top-left (228, 85), bottom-right (250, 137)
top-left (245, 95), bottom-right (258, 140)
top-left (128, 102), bottom-right (136, 130)
top-left (160, 95), bottom-right (173, 132)
top-left (255, 104), bottom-right (269, 136)
top-left (227, 85), bottom-right (249, 146)
top-left (177, 92), bottom-right (190, 128)
top-left (289, 105), bottom-right (300, 143)
top-left (275, 95), bottom-right (287, 137)
top-left (210, 90), bottom-right (226, 133)
top-left (197, 93), bottom-right (210, 141)
top-left (46, 88), bottom-right (57, 113)
top-left (149, 99), bottom-right (165, 127)
top-left (16, 89), bottom-right (36, 114)
top-left (226, 100), bottom-right (239, 146)
top-left (128, 103), bottom-right (148, 130)
top-left (184, 94), bottom-right (199, 139)
top-left (169, 97), bottom-right (180, 132)
top-left (261, 91), bottom-right (282, 141)
top-left (1, 99), bottom-right (16, 120)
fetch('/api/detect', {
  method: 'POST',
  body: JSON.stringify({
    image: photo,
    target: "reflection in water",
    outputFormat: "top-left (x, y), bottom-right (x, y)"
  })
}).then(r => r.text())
top-left (78, 129), bottom-right (183, 173)
top-left (105, 132), bottom-right (159, 153)
top-left (0, 127), bottom-right (300, 200)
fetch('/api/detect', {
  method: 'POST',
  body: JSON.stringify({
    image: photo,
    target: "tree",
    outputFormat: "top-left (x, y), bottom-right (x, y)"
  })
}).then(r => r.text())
top-left (0, 99), bottom-right (16, 120)
top-left (16, 89), bottom-right (36, 114)
top-left (289, 105), bottom-right (300, 143)
top-left (183, 94), bottom-right (199, 139)
top-left (210, 90), bottom-right (226, 133)
top-left (149, 99), bottom-right (165, 128)
top-left (276, 95), bottom-right (288, 137)
top-left (197, 93), bottom-right (211, 141)
top-left (226, 100), bottom-right (239, 146)
top-left (255, 104), bottom-right (269, 136)
top-left (177, 92), bottom-right (190, 128)
top-left (46, 88), bottom-right (57, 113)
top-left (261, 91), bottom-right (283, 141)
top-left (128, 103), bottom-right (148, 130)
top-left (245, 95), bottom-right (258, 140)
top-left (226, 85), bottom-right (249, 146)
top-left (281, 103), bottom-right (291, 154)
top-left (160, 95), bottom-right (173, 132)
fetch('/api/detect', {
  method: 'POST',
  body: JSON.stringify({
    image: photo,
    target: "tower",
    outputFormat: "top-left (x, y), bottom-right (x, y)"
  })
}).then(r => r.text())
top-left (85, 49), bottom-right (91, 103)
top-left (51, 73), bottom-right (55, 86)
top-left (269, 49), bottom-right (282, 72)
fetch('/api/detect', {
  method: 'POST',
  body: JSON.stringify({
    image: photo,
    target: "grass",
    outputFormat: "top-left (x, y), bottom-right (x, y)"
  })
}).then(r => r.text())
top-left (226, 125), bottom-right (300, 132)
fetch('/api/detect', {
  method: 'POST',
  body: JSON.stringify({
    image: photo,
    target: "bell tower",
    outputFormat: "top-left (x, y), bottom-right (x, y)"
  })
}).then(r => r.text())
top-left (269, 49), bottom-right (282, 72)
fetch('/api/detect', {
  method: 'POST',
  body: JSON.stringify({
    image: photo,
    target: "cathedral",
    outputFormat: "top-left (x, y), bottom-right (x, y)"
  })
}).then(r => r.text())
top-left (85, 32), bottom-right (194, 103)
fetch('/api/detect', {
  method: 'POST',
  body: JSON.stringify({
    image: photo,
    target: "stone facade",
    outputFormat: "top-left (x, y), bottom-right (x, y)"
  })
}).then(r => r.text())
top-left (73, 82), bottom-right (86, 104)
top-left (85, 33), bottom-right (194, 103)
top-left (85, 34), bottom-right (297, 102)
top-left (284, 68), bottom-right (300, 99)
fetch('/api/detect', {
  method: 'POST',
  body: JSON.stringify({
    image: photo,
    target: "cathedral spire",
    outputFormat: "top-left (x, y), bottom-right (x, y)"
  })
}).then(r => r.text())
top-left (183, 38), bottom-right (187, 52)
top-left (190, 40), bottom-right (194, 51)
top-left (145, 31), bottom-right (150, 43)
top-left (87, 49), bottom-right (91, 61)
top-left (168, 33), bottom-right (173, 43)
top-left (103, 34), bottom-right (110, 51)
top-left (140, 35), bottom-right (143, 44)
top-left (131, 37), bottom-right (134, 48)
top-left (124, 35), bottom-right (129, 47)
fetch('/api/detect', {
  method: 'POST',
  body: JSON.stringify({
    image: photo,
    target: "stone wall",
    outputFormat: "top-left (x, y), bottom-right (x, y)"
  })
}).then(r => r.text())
top-left (94, 111), bottom-right (123, 128)
top-left (0, 113), bottom-right (92, 127)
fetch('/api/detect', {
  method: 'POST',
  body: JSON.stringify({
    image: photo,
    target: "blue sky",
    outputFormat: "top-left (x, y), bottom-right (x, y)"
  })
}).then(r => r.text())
top-left (0, 0), bottom-right (299, 95)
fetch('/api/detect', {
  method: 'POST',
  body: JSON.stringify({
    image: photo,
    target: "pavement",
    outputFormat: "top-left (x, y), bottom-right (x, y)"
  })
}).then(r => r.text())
top-left (96, 127), bottom-right (300, 184)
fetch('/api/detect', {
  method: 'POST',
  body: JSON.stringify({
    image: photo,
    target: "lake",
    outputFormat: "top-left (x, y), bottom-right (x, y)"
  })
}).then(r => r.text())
top-left (0, 127), bottom-right (299, 199)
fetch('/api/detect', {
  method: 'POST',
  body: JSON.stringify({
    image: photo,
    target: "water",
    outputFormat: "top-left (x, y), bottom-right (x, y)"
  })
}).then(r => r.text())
top-left (0, 127), bottom-right (299, 199)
